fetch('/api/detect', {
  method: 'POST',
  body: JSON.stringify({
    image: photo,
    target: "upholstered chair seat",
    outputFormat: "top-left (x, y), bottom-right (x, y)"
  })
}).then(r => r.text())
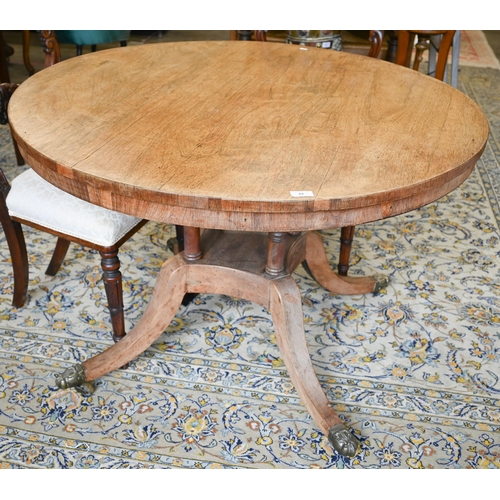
top-left (8, 168), bottom-right (141, 246)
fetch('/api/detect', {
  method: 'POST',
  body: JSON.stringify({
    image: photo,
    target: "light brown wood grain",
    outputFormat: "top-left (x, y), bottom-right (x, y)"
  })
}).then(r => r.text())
top-left (9, 41), bottom-right (488, 232)
top-left (270, 276), bottom-right (344, 431)
top-left (305, 230), bottom-right (377, 294)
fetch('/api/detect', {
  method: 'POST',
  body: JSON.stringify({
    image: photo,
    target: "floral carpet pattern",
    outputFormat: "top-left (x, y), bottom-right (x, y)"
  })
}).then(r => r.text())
top-left (1, 66), bottom-right (500, 469)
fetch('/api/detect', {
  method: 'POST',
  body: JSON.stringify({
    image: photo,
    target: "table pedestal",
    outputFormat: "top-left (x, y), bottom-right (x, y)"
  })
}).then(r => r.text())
top-left (55, 229), bottom-right (388, 457)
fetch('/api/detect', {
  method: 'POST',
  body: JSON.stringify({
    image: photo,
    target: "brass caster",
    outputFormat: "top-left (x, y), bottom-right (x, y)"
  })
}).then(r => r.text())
top-left (328, 424), bottom-right (361, 458)
top-left (55, 364), bottom-right (87, 390)
top-left (372, 275), bottom-right (390, 296)
top-left (74, 381), bottom-right (96, 397)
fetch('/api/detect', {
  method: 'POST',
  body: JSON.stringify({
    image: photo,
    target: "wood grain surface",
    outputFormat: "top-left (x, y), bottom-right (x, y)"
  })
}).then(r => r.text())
top-left (8, 41), bottom-right (489, 232)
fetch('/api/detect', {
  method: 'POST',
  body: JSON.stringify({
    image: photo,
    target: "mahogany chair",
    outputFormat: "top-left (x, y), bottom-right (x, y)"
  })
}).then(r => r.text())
top-left (395, 30), bottom-right (457, 83)
top-left (253, 30), bottom-right (385, 277)
top-left (0, 37), bottom-right (148, 344)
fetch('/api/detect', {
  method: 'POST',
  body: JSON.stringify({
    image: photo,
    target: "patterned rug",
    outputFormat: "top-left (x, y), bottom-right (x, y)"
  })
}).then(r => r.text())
top-left (1, 65), bottom-right (500, 469)
top-left (460, 31), bottom-right (500, 69)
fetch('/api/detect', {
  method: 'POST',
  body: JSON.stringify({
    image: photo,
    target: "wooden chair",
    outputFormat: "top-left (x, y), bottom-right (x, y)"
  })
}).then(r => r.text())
top-left (252, 30), bottom-right (385, 277)
top-left (0, 34), bottom-right (148, 344)
top-left (395, 30), bottom-right (457, 83)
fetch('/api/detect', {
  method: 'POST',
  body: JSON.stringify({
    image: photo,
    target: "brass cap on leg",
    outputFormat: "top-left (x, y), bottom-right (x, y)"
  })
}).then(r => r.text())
top-left (328, 424), bottom-right (361, 458)
top-left (55, 364), bottom-right (87, 389)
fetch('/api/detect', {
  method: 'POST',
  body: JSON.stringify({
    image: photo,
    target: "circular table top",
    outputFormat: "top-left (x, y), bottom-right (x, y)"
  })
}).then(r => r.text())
top-left (9, 41), bottom-right (489, 232)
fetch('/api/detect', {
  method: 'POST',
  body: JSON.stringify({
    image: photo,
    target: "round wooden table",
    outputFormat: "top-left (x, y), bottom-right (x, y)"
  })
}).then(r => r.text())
top-left (9, 41), bottom-right (489, 458)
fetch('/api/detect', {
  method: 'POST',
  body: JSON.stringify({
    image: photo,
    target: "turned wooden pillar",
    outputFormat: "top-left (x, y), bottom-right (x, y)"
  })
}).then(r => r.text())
top-left (183, 226), bottom-right (202, 261)
top-left (266, 232), bottom-right (287, 276)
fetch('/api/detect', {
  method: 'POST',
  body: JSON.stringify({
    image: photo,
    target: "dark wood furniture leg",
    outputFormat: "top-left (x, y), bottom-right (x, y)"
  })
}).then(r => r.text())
top-left (100, 248), bottom-right (126, 342)
top-left (0, 170), bottom-right (29, 308)
top-left (54, 229), bottom-right (388, 457)
top-left (0, 31), bottom-right (11, 83)
top-left (338, 226), bottom-right (355, 276)
top-left (0, 82), bottom-right (24, 166)
top-left (22, 30), bottom-right (35, 76)
top-left (384, 31), bottom-right (398, 62)
top-left (45, 237), bottom-right (71, 276)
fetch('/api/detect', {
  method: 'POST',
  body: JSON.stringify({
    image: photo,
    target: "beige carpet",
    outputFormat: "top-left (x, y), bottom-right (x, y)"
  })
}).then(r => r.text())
top-left (459, 30), bottom-right (500, 69)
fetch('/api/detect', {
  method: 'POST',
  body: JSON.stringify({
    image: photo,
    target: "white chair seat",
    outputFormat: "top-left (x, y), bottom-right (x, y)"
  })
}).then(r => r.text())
top-left (7, 168), bottom-right (142, 247)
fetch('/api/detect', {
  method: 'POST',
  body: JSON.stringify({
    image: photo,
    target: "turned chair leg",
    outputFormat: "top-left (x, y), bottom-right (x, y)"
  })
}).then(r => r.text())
top-left (338, 225), bottom-right (355, 276)
top-left (99, 248), bottom-right (126, 342)
top-left (45, 237), bottom-right (71, 276)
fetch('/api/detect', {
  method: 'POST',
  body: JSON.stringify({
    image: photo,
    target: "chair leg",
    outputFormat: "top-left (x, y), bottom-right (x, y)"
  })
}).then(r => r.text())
top-left (338, 225), bottom-right (355, 277)
top-left (12, 139), bottom-right (25, 166)
top-left (22, 30), bottom-right (35, 76)
top-left (45, 237), bottom-right (71, 276)
top-left (0, 217), bottom-right (29, 307)
top-left (99, 248), bottom-right (126, 342)
top-left (0, 170), bottom-right (29, 307)
top-left (76, 45), bottom-right (83, 56)
top-left (9, 220), bottom-right (29, 307)
top-left (395, 31), bottom-right (413, 67)
top-left (434, 31), bottom-right (456, 82)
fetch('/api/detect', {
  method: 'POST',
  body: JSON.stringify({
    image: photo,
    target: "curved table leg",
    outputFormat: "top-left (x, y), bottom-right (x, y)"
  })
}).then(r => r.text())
top-left (305, 231), bottom-right (388, 295)
top-left (55, 254), bottom-right (188, 388)
top-left (269, 275), bottom-right (361, 458)
top-left (54, 230), bottom-right (366, 458)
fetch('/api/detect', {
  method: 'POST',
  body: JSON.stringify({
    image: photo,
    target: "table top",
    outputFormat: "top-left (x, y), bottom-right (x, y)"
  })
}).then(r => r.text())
top-left (9, 41), bottom-right (489, 232)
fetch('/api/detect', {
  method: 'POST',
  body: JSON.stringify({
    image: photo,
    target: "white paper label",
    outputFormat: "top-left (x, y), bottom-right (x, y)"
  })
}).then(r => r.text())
top-left (290, 190), bottom-right (314, 197)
